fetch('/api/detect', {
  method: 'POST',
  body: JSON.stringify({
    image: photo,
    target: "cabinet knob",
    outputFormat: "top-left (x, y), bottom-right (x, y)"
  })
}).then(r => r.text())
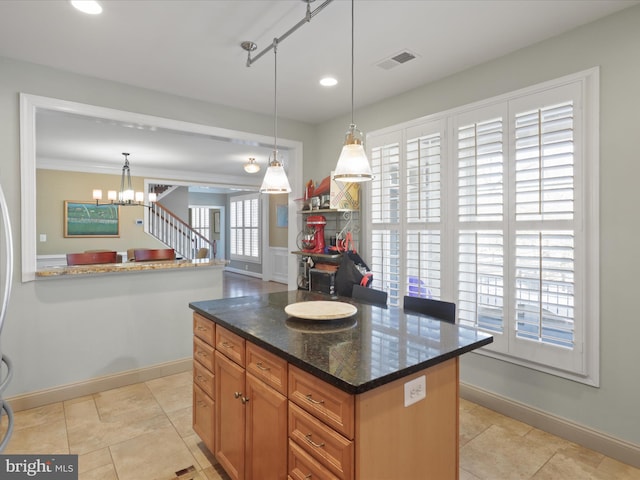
top-left (234, 391), bottom-right (242, 399)
top-left (241, 396), bottom-right (250, 404)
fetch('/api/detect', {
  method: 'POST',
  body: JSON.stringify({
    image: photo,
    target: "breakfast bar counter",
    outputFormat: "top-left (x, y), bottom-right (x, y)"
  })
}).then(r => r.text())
top-left (36, 258), bottom-right (228, 278)
top-left (189, 290), bottom-right (492, 480)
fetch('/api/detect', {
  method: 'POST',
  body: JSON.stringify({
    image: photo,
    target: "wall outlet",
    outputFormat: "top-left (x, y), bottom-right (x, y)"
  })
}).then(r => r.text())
top-left (404, 375), bottom-right (426, 407)
top-left (135, 219), bottom-right (143, 225)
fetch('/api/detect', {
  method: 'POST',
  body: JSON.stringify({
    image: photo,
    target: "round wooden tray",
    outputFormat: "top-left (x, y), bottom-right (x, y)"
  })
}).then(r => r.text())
top-left (284, 301), bottom-right (357, 320)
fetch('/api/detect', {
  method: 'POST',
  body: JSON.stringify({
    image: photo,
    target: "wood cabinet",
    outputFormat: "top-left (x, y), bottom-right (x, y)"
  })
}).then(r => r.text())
top-left (192, 313), bottom-right (215, 454)
top-left (192, 313), bottom-right (459, 480)
top-left (215, 350), bottom-right (246, 480)
top-left (212, 324), bottom-right (288, 480)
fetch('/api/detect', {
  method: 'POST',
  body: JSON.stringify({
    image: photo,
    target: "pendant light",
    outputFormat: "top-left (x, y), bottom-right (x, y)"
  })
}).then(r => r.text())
top-left (334, 0), bottom-right (372, 183)
top-left (260, 39), bottom-right (291, 194)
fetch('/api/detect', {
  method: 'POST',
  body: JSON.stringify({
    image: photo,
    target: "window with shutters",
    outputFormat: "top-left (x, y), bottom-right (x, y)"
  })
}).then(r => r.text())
top-left (366, 69), bottom-right (599, 385)
top-left (230, 193), bottom-right (260, 262)
top-left (189, 207), bottom-right (212, 242)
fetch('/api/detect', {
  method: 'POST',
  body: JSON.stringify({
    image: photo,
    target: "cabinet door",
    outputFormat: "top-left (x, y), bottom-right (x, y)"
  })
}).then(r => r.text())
top-left (245, 372), bottom-right (288, 480)
top-left (215, 351), bottom-right (246, 480)
top-left (193, 385), bottom-right (214, 454)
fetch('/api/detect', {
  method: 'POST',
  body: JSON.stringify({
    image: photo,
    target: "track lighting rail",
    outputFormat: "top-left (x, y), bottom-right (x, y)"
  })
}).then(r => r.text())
top-left (242, 0), bottom-right (334, 67)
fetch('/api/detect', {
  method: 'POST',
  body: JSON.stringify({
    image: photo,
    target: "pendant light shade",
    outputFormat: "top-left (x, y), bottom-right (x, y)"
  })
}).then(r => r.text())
top-left (260, 39), bottom-right (291, 194)
top-left (334, 0), bottom-right (372, 183)
top-left (260, 151), bottom-right (291, 193)
top-left (334, 123), bottom-right (372, 182)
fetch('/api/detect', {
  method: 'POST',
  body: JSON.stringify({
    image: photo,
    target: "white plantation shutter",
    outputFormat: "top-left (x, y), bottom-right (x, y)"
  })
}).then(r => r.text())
top-left (370, 123), bottom-right (444, 307)
top-left (458, 117), bottom-right (504, 222)
top-left (371, 140), bottom-right (400, 224)
top-left (514, 231), bottom-right (574, 349)
top-left (514, 101), bottom-right (574, 221)
top-left (366, 70), bottom-right (598, 384)
top-left (458, 230), bottom-right (505, 335)
top-left (230, 194), bottom-right (261, 262)
top-left (371, 136), bottom-right (402, 305)
top-left (406, 231), bottom-right (441, 299)
top-left (406, 133), bottom-right (441, 223)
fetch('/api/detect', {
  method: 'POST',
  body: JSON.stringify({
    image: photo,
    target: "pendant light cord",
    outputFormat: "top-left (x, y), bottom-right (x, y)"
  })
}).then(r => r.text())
top-left (273, 38), bottom-right (279, 161)
top-left (350, 0), bottom-right (354, 126)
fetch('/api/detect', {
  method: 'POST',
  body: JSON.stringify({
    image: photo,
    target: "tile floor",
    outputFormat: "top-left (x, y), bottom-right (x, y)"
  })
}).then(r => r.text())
top-left (2, 376), bottom-right (639, 480)
top-left (2, 273), bottom-right (639, 479)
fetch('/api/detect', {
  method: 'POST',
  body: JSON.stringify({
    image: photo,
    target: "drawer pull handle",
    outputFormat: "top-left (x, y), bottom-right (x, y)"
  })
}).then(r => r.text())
top-left (197, 400), bottom-right (207, 407)
top-left (304, 475), bottom-right (312, 479)
top-left (196, 375), bottom-right (204, 381)
top-left (197, 351), bottom-right (208, 358)
top-left (256, 362), bottom-right (270, 371)
top-left (234, 391), bottom-right (242, 399)
top-left (305, 394), bottom-right (324, 405)
top-left (221, 341), bottom-right (234, 349)
top-left (305, 434), bottom-right (325, 448)
top-left (197, 326), bottom-right (207, 331)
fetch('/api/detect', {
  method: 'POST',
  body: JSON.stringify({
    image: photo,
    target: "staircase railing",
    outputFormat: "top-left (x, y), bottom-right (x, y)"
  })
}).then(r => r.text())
top-left (147, 203), bottom-right (216, 259)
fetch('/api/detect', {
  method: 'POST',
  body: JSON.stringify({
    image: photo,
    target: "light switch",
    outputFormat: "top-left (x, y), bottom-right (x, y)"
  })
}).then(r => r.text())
top-left (39, 233), bottom-right (47, 242)
top-left (404, 375), bottom-right (426, 407)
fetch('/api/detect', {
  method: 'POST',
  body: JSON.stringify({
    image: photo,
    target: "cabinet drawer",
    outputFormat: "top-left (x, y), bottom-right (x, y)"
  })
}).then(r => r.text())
top-left (193, 361), bottom-right (214, 398)
top-left (194, 337), bottom-right (215, 372)
top-left (289, 402), bottom-right (353, 480)
top-left (289, 365), bottom-right (354, 439)
top-left (215, 325), bottom-right (246, 367)
top-left (193, 385), bottom-right (215, 454)
top-left (246, 342), bottom-right (288, 395)
top-left (193, 313), bottom-right (215, 346)
top-left (289, 439), bottom-right (340, 480)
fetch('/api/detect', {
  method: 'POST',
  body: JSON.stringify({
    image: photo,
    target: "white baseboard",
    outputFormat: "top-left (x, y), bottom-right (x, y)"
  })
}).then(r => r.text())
top-left (460, 382), bottom-right (640, 469)
top-left (7, 358), bottom-right (192, 412)
top-left (225, 267), bottom-right (262, 279)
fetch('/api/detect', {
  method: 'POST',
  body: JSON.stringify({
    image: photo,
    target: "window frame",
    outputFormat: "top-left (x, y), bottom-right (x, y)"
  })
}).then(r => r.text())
top-left (363, 68), bottom-right (599, 386)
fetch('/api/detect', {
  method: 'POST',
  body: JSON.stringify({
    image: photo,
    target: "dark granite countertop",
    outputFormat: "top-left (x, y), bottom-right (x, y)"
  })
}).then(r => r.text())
top-left (190, 290), bottom-right (493, 394)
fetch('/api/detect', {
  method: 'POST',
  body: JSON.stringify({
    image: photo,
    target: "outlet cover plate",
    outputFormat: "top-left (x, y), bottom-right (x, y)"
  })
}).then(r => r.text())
top-left (404, 375), bottom-right (426, 407)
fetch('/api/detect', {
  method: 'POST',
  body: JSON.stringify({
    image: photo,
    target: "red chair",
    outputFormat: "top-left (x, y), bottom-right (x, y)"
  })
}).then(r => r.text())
top-left (133, 248), bottom-right (176, 262)
top-left (66, 251), bottom-right (118, 266)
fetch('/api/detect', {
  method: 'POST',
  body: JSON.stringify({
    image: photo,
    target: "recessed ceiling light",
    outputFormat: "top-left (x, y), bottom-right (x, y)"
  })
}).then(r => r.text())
top-left (320, 77), bottom-right (338, 87)
top-left (70, 1), bottom-right (103, 15)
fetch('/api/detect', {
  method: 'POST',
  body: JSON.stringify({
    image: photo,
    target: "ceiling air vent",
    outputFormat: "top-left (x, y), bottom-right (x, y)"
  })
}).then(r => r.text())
top-left (376, 50), bottom-right (418, 70)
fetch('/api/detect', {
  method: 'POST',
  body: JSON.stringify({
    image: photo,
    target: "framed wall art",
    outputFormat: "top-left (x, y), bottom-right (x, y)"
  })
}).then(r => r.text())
top-left (64, 201), bottom-right (120, 237)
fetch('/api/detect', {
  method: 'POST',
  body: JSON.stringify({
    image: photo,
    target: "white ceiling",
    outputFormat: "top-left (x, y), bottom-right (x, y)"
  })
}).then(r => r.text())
top-left (2, 0), bottom-right (637, 181)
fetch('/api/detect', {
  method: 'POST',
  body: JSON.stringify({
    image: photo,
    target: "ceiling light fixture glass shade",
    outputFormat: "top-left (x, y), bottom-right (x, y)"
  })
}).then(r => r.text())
top-left (334, 123), bottom-right (372, 182)
top-left (92, 153), bottom-right (156, 206)
top-left (334, 0), bottom-right (372, 183)
top-left (260, 39), bottom-right (291, 194)
top-left (261, 150), bottom-right (291, 193)
top-left (243, 157), bottom-right (261, 173)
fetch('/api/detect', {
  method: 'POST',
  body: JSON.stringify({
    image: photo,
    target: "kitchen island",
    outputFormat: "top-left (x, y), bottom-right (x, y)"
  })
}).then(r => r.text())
top-left (190, 290), bottom-right (493, 480)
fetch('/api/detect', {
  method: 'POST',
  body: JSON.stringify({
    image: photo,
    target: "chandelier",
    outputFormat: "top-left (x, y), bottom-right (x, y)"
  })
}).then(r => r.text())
top-left (92, 153), bottom-right (157, 206)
